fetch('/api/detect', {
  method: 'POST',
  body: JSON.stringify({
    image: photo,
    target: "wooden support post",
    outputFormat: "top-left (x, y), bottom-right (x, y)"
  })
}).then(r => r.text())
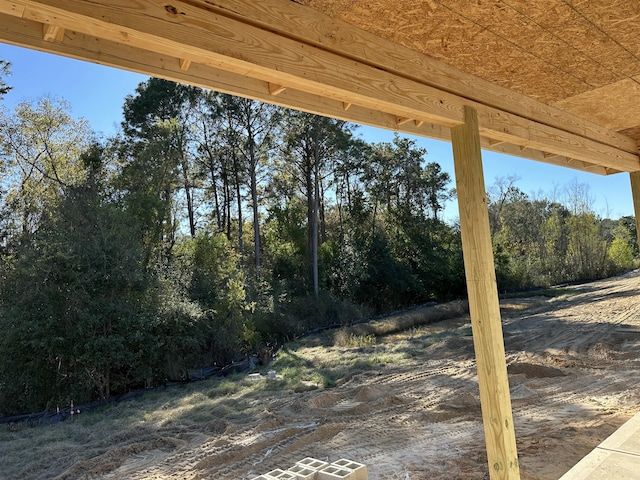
top-left (630, 171), bottom-right (640, 249)
top-left (451, 106), bottom-right (520, 480)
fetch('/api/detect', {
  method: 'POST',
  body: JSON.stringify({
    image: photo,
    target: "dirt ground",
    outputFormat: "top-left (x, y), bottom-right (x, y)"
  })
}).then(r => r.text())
top-left (46, 271), bottom-right (640, 479)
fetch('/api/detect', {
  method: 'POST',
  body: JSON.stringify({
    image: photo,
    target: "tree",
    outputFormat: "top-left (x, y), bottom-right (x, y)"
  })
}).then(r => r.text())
top-left (279, 111), bottom-right (352, 298)
top-left (219, 96), bottom-right (280, 277)
top-left (120, 78), bottom-right (201, 262)
top-left (0, 147), bottom-right (155, 414)
top-left (0, 59), bottom-right (11, 98)
top-left (0, 97), bottom-right (92, 235)
top-left (423, 162), bottom-right (453, 221)
top-left (607, 222), bottom-right (635, 273)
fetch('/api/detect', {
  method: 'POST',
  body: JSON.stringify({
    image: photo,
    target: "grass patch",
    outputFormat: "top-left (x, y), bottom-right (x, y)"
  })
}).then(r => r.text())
top-left (0, 295), bottom-right (547, 479)
top-left (500, 286), bottom-right (584, 299)
top-left (333, 328), bottom-right (377, 348)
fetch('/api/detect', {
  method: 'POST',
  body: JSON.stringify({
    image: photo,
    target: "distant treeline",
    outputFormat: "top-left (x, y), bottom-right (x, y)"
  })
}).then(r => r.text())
top-left (0, 77), bottom-right (636, 415)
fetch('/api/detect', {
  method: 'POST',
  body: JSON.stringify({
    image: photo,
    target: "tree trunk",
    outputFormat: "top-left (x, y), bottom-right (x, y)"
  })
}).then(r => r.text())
top-left (233, 151), bottom-right (243, 254)
top-left (312, 126), bottom-right (320, 300)
top-left (320, 178), bottom-right (327, 244)
top-left (205, 146), bottom-right (222, 231)
top-left (248, 128), bottom-right (261, 277)
top-left (181, 156), bottom-right (196, 237)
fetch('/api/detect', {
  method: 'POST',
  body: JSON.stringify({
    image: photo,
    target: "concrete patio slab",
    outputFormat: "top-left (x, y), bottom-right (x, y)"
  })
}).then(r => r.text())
top-left (559, 411), bottom-right (640, 479)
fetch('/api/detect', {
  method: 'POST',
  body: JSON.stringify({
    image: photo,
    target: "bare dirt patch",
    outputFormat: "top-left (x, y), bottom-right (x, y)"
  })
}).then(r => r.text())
top-left (2, 271), bottom-right (640, 479)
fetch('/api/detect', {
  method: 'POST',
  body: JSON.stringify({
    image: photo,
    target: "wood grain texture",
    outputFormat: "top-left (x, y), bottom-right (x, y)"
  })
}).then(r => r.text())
top-left (190, 0), bottom-right (639, 154)
top-left (451, 106), bottom-right (520, 480)
top-left (554, 79), bottom-right (640, 132)
top-left (15, 0), bottom-right (470, 127)
top-left (2, 0), bottom-right (638, 172)
top-left (0, 12), bottom-right (455, 138)
top-left (631, 171), bottom-right (640, 250)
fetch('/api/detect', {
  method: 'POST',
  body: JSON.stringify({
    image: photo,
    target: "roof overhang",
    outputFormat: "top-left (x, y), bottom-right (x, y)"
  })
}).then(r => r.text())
top-left (0, 0), bottom-right (638, 176)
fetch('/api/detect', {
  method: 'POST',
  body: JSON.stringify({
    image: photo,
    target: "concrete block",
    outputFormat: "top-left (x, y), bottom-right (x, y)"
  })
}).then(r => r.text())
top-left (264, 469), bottom-right (286, 479)
top-left (331, 459), bottom-right (367, 480)
top-left (274, 471), bottom-right (298, 480)
top-left (287, 464), bottom-right (317, 480)
top-left (296, 457), bottom-right (329, 472)
top-left (317, 465), bottom-right (354, 480)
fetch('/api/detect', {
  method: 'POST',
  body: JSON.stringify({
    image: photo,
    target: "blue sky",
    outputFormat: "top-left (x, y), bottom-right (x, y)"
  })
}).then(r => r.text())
top-left (0, 43), bottom-right (636, 223)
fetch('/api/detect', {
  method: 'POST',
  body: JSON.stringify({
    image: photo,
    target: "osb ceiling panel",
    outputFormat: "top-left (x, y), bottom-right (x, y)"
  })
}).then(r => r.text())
top-left (299, 0), bottom-right (640, 139)
top-left (554, 78), bottom-right (640, 131)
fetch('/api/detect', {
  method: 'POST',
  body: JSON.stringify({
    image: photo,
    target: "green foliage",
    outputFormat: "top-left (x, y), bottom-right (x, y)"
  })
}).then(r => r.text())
top-left (172, 233), bottom-right (253, 364)
top-left (488, 178), bottom-right (636, 290)
top-left (1, 76), bottom-right (636, 416)
top-left (0, 97), bottom-right (92, 235)
top-left (0, 182), bottom-right (153, 414)
top-left (607, 223), bottom-right (636, 273)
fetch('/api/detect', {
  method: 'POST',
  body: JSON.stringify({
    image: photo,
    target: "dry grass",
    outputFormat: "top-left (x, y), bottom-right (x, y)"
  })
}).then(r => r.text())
top-left (0, 295), bottom-right (553, 479)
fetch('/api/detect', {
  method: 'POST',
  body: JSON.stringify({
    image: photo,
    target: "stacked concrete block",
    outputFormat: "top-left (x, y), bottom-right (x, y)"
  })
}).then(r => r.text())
top-left (331, 459), bottom-right (367, 480)
top-left (286, 464), bottom-right (317, 480)
top-left (250, 457), bottom-right (367, 480)
top-left (263, 469), bottom-right (286, 479)
top-left (317, 464), bottom-right (353, 480)
top-left (273, 471), bottom-right (298, 480)
top-left (295, 457), bottom-right (329, 472)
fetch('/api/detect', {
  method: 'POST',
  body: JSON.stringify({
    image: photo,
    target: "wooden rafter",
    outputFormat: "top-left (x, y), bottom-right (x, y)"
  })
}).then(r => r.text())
top-left (0, 9), bottom-right (620, 177)
top-left (42, 22), bottom-right (63, 42)
top-left (173, 0), bottom-right (637, 156)
top-left (0, 0), bottom-right (637, 173)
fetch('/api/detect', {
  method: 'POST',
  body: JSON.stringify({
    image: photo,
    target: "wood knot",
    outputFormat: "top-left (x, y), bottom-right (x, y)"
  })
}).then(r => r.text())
top-left (165, 4), bottom-right (179, 15)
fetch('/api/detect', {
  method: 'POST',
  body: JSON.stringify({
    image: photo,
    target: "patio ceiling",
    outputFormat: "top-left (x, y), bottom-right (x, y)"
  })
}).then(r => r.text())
top-left (0, 0), bottom-right (638, 175)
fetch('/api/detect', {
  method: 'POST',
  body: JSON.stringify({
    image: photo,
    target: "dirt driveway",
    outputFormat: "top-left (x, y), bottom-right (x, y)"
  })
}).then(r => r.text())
top-left (29, 271), bottom-right (640, 479)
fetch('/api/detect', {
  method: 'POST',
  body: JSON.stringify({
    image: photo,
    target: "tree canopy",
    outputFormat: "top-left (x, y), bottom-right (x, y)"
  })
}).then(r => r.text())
top-left (0, 74), bottom-right (636, 415)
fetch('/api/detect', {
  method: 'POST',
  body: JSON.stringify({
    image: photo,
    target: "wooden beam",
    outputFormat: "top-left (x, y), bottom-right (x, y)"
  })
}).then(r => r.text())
top-left (396, 116), bottom-right (412, 126)
top-left (0, 12), bottom-right (624, 178)
top-left (583, 164), bottom-right (608, 175)
top-left (0, 15), bottom-right (448, 136)
top-left (631, 171), bottom-right (640, 247)
top-left (0, 14), bottom-right (454, 132)
top-left (3, 0), bottom-right (638, 172)
top-left (414, 119), bottom-right (424, 127)
top-left (13, 0), bottom-right (466, 127)
top-left (343, 102), bottom-right (352, 111)
top-left (0, 1), bottom-right (25, 16)
top-left (477, 117), bottom-right (638, 171)
top-left (451, 106), bottom-right (520, 480)
top-left (187, 0), bottom-right (638, 155)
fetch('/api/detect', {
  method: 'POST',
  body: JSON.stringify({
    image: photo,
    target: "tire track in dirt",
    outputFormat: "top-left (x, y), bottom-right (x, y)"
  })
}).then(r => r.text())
top-left (61, 271), bottom-right (640, 480)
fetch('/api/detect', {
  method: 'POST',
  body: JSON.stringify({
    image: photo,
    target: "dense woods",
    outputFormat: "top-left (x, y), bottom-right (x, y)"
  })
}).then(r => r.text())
top-left (0, 75), bottom-right (637, 416)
